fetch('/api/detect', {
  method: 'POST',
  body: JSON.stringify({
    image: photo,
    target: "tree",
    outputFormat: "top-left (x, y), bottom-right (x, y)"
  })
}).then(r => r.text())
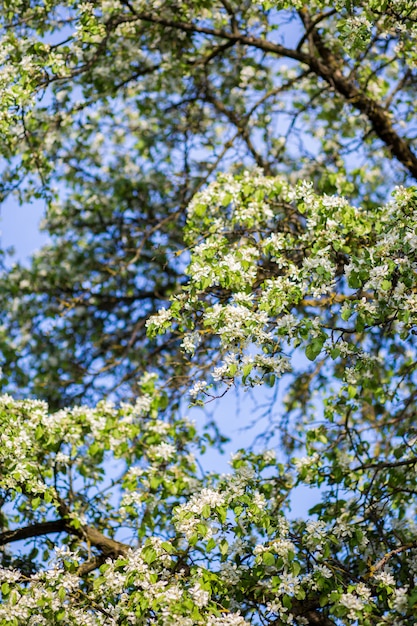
top-left (0, 1), bottom-right (417, 624)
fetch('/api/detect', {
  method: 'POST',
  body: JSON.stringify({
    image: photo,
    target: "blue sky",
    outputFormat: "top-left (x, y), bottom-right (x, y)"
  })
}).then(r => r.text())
top-left (1, 199), bottom-right (48, 264)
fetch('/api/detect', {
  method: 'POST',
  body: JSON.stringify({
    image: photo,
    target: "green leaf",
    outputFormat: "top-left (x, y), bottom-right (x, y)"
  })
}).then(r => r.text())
top-left (197, 522), bottom-right (208, 537)
top-left (262, 551), bottom-right (275, 566)
top-left (219, 539), bottom-right (229, 556)
top-left (347, 385), bottom-right (357, 398)
top-left (306, 337), bottom-right (325, 361)
top-left (32, 497), bottom-right (41, 510)
top-left (142, 547), bottom-right (157, 564)
top-left (206, 538), bottom-right (216, 552)
top-left (161, 541), bottom-right (174, 553)
top-left (58, 587), bottom-right (66, 601)
top-left (1, 583), bottom-right (10, 596)
top-left (341, 307), bottom-right (353, 321)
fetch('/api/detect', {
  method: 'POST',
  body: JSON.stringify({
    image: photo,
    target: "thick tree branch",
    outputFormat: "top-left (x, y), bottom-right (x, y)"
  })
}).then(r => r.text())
top-left (297, 7), bottom-right (417, 179)
top-left (270, 599), bottom-right (336, 626)
top-left (0, 517), bottom-right (128, 561)
top-left (119, 2), bottom-right (417, 180)
top-left (0, 520), bottom-right (67, 545)
top-left (57, 499), bottom-right (129, 559)
top-left (80, 525), bottom-right (128, 558)
top-left (290, 599), bottom-right (337, 626)
top-left (119, 3), bottom-right (308, 62)
top-left (77, 555), bottom-right (108, 576)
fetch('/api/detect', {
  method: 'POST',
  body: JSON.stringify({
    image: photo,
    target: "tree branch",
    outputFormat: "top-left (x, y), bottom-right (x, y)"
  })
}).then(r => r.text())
top-left (204, 90), bottom-right (273, 173)
top-left (56, 499), bottom-right (129, 559)
top-left (353, 457), bottom-right (417, 471)
top-left (77, 554), bottom-right (107, 576)
top-left (80, 525), bottom-right (128, 558)
top-left (0, 492), bottom-right (129, 578)
top-left (0, 520), bottom-right (67, 546)
top-left (118, 3), bottom-right (417, 179)
top-left (370, 542), bottom-right (417, 573)
top-left (0, 516), bottom-right (128, 563)
top-left (297, 7), bottom-right (417, 179)
top-left (271, 599), bottom-right (337, 626)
